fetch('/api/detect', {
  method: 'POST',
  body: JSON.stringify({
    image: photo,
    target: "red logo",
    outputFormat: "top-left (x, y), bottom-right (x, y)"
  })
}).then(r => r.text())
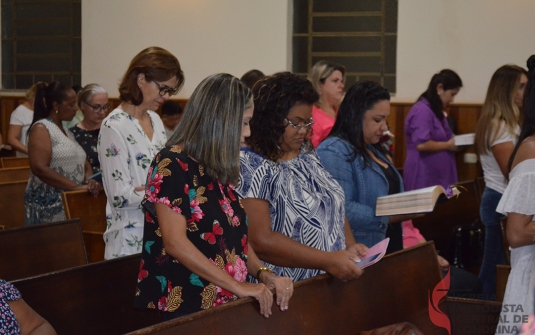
top-left (428, 268), bottom-right (451, 334)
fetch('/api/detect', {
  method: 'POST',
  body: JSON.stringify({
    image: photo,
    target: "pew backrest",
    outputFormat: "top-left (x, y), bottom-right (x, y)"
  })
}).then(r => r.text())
top-left (13, 254), bottom-right (162, 335)
top-left (0, 219), bottom-right (88, 280)
top-left (62, 189), bottom-right (107, 262)
top-left (0, 166), bottom-right (30, 182)
top-left (0, 179), bottom-right (27, 229)
top-left (1, 156), bottom-right (29, 168)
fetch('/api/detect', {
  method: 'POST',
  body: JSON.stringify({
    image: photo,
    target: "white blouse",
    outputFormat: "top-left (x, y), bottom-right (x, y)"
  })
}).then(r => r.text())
top-left (98, 108), bottom-right (167, 259)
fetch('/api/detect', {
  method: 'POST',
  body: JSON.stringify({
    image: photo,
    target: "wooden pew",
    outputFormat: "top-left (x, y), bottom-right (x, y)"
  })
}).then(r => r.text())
top-left (126, 242), bottom-right (500, 335)
top-left (1, 156), bottom-right (29, 168)
top-left (412, 179), bottom-right (482, 270)
top-left (496, 265), bottom-right (511, 303)
top-left (0, 166), bottom-right (30, 182)
top-left (0, 179), bottom-right (27, 229)
top-left (0, 219), bottom-right (88, 280)
top-left (13, 254), bottom-right (162, 335)
top-left (62, 189), bottom-right (107, 263)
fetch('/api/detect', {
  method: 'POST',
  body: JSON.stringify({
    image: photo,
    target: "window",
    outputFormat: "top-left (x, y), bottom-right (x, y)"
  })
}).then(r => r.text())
top-left (293, 0), bottom-right (398, 92)
top-left (1, 0), bottom-right (81, 90)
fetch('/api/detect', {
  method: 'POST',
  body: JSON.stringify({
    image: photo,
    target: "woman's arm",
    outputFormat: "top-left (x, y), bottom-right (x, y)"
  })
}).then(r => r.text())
top-left (242, 198), bottom-right (363, 281)
top-left (9, 298), bottom-right (57, 335)
top-left (7, 124), bottom-right (27, 153)
top-left (416, 138), bottom-right (456, 153)
top-left (506, 212), bottom-right (535, 248)
top-left (490, 141), bottom-right (515, 177)
top-left (28, 124), bottom-right (87, 191)
top-left (155, 203), bottom-right (276, 318)
top-left (98, 124), bottom-right (144, 209)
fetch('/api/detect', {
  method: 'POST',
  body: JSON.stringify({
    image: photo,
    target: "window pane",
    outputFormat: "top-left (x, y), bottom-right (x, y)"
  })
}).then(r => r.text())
top-left (2, 5), bottom-right (14, 38)
top-left (313, 16), bottom-right (381, 33)
top-left (313, 0), bottom-right (381, 12)
top-left (16, 19), bottom-right (71, 37)
top-left (312, 36), bottom-right (381, 53)
top-left (293, 0), bottom-right (308, 34)
top-left (15, 74), bottom-right (33, 89)
top-left (2, 40), bottom-right (14, 72)
top-left (292, 36), bottom-right (308, 74)
top-left (384, 35), bottom-right (397, 74)
top-left (17, 38), bottom-right (71, 54)
top-left (17, 56), bottom-right (71, 72)
top-left (16, 3), bottom-right (70, 19)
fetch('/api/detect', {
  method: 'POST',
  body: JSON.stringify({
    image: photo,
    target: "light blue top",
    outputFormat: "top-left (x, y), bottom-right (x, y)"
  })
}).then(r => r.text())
top-left (317, 136), bottom-right (403, 247)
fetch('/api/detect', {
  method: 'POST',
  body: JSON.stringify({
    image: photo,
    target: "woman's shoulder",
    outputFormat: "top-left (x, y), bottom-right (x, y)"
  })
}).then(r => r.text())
top-left (316, 137), bottom-right (353, 156)
top-left (102, 108), bottom-right (130, 126)
top-left (409, 98), bottom-right (432, 114)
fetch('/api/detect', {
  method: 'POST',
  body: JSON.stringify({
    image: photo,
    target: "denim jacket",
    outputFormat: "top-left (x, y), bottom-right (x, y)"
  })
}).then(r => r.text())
top-left (317, 137), bottom-right (403, 247)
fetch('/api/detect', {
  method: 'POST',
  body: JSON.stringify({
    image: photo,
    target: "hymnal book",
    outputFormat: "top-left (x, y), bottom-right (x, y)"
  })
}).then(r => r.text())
top-left (355, 238), bottom-right (389, 269)
top-left (375, 185), bottom-right (459, 216)
top-left (454, 133), bottom-right (475, 146)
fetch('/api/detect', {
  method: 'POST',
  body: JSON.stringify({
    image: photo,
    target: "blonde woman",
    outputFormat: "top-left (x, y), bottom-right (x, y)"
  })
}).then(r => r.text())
top-left (474, 64), bottom-right (528, 300)
top-left (307, 60), bottom-right (345, 147)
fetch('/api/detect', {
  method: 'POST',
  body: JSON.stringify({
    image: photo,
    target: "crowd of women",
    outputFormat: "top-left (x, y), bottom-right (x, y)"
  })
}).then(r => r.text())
top-left (1, 46), bottom-right (534, 334)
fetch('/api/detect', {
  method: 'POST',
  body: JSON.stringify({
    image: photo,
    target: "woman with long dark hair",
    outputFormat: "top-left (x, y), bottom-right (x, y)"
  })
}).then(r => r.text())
top-left (494, 55), bottom-right (535, 333)
top-left (403, 70), bottom-right (463, 191)
top-left (24, 82), bottom-right (99, 226)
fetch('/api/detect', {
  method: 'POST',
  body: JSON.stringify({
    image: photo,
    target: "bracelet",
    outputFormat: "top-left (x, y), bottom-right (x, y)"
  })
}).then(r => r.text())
top-left (256, 267), bottom-right (274, 281)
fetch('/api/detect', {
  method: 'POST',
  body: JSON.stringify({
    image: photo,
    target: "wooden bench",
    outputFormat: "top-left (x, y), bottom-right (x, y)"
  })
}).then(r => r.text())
top-left (412, 179), bottom-right (483, 270)
top-left (1, 156), bottom-right (29, 168)
top-left (0, 166), bottom-right (30, 182)
top-left (62, 189), bottom-right (108, 262)
top-left (0, 179), bottom-right (27, 229)
top-left (126, 242), bottom-right (501, 335)
top-left (13, 254), bottom-right (162, 335)
top-left (496, 264), bottom-right (511, 303)
top-left (0, 219), bottom-right (88, 280)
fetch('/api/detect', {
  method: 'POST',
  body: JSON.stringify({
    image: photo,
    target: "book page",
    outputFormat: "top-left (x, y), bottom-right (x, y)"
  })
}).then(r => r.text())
top-left (454, 133), bottom-right (475, 146)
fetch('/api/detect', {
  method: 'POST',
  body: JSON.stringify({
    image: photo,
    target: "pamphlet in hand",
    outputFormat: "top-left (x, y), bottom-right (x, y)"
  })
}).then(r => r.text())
top-left (355, 238), bottom-right (390, 269)
top-left (375, 185), bottom-right (460, 216)
top-left (454, 133), bottom-right (475, 146)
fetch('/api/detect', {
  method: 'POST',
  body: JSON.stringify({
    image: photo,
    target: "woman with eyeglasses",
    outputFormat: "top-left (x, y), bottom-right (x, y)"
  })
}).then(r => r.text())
top-left (238, 72), bottom-right (367, 283)
top-left (25, 82), bottom-right (100, 226)
top-left (98, 46), bottom-right (184, 259)
top-left (70, 84), bottom-right (109, 175)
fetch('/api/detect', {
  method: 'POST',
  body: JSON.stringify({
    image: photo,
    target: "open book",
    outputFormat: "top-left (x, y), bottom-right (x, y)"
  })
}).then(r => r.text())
top-left (355, 238), bottom-right (389, 269)
top-left (454, 133), bottom-right (475, 146)
top-left (375, 185), bottom-right (459, 216)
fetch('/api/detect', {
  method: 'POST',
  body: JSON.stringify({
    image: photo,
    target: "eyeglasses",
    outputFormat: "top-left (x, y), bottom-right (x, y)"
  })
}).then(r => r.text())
top-left (83, 101), bottom-right (111, 113)
top-left (152, 80), bottom-right (180, 97)
top-left (284, 117), bottom-right (315, 131)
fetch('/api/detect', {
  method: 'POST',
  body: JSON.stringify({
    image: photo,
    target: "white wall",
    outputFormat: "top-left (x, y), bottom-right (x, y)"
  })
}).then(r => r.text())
top-left (82, 0), bottom-right (290, 99)
top-left (82, 0), bottom-right (535, 103)
top-left (395, 0), bottom-right (535, 103)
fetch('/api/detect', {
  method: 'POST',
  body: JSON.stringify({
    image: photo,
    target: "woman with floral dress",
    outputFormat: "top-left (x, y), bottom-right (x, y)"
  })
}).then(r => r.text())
top-left (135, 73), bottom-right (293, 320)
top-left (98, 47), bottom-right (184, 259)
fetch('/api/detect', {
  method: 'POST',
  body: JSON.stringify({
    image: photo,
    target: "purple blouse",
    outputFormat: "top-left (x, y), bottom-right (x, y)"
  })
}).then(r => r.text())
top-left (403, 98), bottom-right (458, 191)
top-left (0, 280), bottom-right (22, 334)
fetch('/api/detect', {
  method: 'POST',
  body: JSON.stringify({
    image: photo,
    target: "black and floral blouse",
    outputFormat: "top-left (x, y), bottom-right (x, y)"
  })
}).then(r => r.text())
top-left (69, 126), bottom-right (100, 174)
top-left (135, 146), bottom-right (249, 316)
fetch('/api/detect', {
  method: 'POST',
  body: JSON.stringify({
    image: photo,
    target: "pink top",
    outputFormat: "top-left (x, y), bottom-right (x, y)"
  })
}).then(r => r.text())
top-left (402, 220), bottom-right (425, 248)
top-left (311, 105), bottom-right (336, 148)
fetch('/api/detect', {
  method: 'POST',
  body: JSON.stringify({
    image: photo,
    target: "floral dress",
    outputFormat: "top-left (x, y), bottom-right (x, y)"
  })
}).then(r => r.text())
top-left (98, 108), bottom-right (167, 259)
top-left (70, 126), bottom-right (100, 174)
top-left (135, 147), bottom-right (248, 317)
top-left (0, 280), bottom-right (22, 334)
top-left (24, 118), bottom-right (86, 226)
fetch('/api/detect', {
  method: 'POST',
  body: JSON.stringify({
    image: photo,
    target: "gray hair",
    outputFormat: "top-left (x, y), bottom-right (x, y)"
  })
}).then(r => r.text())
top-left (167, 73), bottom-right (252, 184)
top-left (77, 83), bottom-right (107, 108)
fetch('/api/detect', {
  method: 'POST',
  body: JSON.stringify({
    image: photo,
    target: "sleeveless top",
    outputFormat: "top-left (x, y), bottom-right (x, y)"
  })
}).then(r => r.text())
top-left (24, 118), bottom-right (86, 225)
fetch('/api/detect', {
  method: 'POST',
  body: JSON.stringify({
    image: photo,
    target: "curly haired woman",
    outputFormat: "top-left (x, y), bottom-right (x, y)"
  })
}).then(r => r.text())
top-left (237, 72), bottom-right (367, 283)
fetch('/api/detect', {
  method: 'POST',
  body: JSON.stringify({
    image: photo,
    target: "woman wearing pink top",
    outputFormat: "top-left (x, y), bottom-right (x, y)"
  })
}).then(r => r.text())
top-left (307, 61), bottom-right (345, 147)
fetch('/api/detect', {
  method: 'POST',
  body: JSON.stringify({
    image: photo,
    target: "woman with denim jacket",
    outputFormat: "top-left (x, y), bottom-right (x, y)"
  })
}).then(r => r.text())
top-left (317, 81), bottom-right (420, 250)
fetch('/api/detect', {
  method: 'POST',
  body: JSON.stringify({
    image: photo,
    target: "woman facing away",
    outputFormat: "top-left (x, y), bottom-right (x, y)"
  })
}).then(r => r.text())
top-left (494, 55), bottom-right (535, 334)
top-left (135, 73), bottom-right (292, 320)
top-left (403, 69), bottom-right (463, 191)
top-left (237, 72), bottom-right (367, 283)
top-left (474, 65), bottom-right (527, 300)
top-left (98, 47), bottom-right (184, 259)
top-left (307, 60), bottom-right (345, 148)
top-left (25, 82), bottom-right (99, 226)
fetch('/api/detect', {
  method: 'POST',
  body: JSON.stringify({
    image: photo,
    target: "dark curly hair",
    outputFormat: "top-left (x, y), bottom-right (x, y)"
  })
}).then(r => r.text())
top-left (247, 72), bottom-right (319, 161)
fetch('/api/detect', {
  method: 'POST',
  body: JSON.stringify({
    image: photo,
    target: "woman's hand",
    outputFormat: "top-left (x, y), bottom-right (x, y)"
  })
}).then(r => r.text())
top-left (446, 137), bottom-right (457, 151)
top-left (86, 179), bottom-right (100, 197)
top-left (324, 250), bottom-right (364, 281)
top-left (134, 185), bottom-right (145, 192)
top-left (260, 272), bottom-right (293, 311)
top-left (234, 282), bottom-right (274, 318)
top-left (347, 243), bottom-right (368, 258)
top-left (437, 255), bottom-right (449, 271)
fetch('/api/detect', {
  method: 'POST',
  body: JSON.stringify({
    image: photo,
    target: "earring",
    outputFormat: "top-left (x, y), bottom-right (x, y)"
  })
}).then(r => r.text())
top-left (55, 110), bottom-right (58, 114)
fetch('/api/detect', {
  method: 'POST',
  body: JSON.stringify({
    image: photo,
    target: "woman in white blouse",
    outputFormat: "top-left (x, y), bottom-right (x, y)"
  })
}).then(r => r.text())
top-left (98, 46), bottom-right (184, 259)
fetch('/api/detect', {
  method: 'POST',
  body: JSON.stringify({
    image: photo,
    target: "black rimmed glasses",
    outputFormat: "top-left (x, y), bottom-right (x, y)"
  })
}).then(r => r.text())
top-left (83, 101), bottom-right (111, 113)
top-left (152, 80), bottom-right (180, 97)
top-left (284, 117), bottom-right (315, 131)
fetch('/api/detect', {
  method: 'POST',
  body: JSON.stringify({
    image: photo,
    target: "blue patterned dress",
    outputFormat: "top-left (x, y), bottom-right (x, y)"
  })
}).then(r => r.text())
top-left (0, 280), bottom-right (22, 334)
top-left (237, 149), bottom-right (346, 282)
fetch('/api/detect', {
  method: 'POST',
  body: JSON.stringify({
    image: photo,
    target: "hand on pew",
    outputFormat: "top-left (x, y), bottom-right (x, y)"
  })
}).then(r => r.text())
top-left (258, 270), bottom-right (293, 312)
top-left (325, 250), bottom-right (364, 281)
